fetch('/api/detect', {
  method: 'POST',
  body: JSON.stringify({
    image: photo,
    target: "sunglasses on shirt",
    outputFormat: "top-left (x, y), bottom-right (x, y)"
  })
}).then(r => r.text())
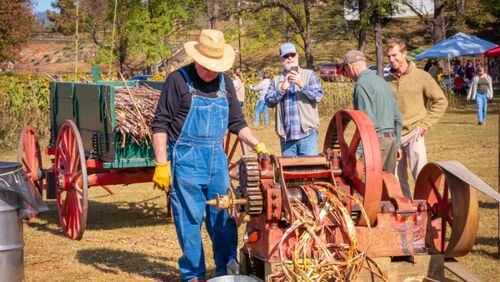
top-left (282, 53), bottom-right (296, 59)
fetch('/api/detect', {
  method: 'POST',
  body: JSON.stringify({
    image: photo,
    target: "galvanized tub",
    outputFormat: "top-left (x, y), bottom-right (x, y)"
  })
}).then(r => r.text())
top-left (207, 275), bottom-right (260, 282)
top-left (0, 162), bottom-right (25, 282)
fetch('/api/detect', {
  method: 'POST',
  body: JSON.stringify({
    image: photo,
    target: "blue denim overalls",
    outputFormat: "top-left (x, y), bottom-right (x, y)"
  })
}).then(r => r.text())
top-left (168, 68), bottom-right (237, 281)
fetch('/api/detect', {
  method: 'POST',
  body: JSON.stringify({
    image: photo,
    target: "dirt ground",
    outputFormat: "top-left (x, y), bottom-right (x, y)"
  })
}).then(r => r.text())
top-left (1, 101), bottom-right (498, 281)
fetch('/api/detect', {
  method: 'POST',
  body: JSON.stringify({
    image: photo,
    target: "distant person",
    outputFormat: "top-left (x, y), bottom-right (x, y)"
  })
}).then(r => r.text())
top-left (467, 66), bottom-right (493, 125)
top-left (453, 74), bottom-right (466, 97)
top-left (250, 71), bottom-right (271, 127)
top-left (453, 59), bottom-right (465, 77)
top-left (427, 61), bottom-right (440, 82)
top-left (424, 59), bottom-right (433, 72)
top-left (342, 50), bottom-right (402, 173)
top-left (465, 60), bottom-right (476, 80)
top-left (385, 38), bottom-right (448, 200)
top-left (265, 42), bottom-right (323, 157)
top-left (232, 68), bottom-right (245, 107)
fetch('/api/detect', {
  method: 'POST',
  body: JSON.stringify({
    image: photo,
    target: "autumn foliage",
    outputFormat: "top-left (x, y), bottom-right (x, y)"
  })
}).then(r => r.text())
top-left (0, 0), bottom-right (36, 63)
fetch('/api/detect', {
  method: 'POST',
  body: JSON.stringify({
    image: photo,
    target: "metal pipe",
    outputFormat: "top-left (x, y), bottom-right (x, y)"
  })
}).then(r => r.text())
top-left (87, 169), bottom-right (154, 187)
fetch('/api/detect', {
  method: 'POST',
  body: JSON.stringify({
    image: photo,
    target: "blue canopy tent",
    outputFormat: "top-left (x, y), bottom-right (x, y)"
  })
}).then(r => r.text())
top-left (415, 33), bottom-right (497, 60)
top-left (415, 33), bottom-right (497, 89)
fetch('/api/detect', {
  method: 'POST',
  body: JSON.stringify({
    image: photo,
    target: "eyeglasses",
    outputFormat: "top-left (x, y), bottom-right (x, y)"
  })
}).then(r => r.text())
top-left (282, 53), bottom-right (296, 59)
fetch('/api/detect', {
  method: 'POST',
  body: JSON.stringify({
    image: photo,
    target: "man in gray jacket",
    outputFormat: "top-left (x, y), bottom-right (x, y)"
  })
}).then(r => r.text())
top-left (265, 43), bottom-right (323, 156)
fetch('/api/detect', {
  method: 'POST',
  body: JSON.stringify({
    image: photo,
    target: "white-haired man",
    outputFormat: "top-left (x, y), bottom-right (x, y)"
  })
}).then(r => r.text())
top-left (265, 42), bottom-right (323, 157)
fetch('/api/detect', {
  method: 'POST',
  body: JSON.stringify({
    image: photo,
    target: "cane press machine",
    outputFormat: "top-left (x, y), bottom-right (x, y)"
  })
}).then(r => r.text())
top-left (207, 110), bottom-right (497, 281)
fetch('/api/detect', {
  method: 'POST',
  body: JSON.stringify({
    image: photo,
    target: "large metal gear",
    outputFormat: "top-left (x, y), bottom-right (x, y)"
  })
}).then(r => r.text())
top-left (238, 156), bottom-right (264, 215)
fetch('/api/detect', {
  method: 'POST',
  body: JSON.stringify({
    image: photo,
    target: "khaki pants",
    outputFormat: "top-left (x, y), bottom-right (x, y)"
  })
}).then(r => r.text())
top-left (396, 127), bottom-right (427, 200)
top-left (379, 134), bottom-right (397, 174)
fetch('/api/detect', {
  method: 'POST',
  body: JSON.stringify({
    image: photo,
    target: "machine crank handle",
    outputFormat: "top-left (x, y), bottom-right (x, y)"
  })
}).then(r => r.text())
top-left (206, 190), bottom-right (248, 218)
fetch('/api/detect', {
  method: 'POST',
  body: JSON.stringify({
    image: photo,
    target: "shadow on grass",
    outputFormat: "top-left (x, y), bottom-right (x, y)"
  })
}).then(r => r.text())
top-left (76, 248), bottom-right (180, 281)
top-left (472, 236), bottom-right (499, 260)
top-left (479, 201), bottom-right (499, 209)
top-left (471, 249), bottom-right (499, 260)
top-left (439, 121), bottom-right (476, 125)
top-left (25, 195), bottom-right (173, 238)
top-left (475, 236), bottom-right (499, 248)
top-left (445, 106), bottom-right (499, 116)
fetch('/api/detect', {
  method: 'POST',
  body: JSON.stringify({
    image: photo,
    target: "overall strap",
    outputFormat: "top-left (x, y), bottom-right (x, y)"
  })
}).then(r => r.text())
top-left (217, 73), bottom-right (227, 98)
top-left (179, 68), bottom-right (196, 94)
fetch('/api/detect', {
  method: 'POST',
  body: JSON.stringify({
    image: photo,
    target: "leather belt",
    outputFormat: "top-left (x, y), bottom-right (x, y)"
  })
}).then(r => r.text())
top-left (377, 132), bottom-right (395, 137)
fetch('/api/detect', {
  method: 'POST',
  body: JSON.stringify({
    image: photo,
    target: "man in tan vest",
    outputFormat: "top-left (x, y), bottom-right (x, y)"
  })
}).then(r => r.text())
top-left (265, 42), bottom-right (323, 157)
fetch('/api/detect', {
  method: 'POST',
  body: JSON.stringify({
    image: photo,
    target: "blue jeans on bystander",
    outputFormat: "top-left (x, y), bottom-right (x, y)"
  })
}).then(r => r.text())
top-left (475, 92), bottom-right (487, 123)
top-left (280, 131), bottom-right (318, 157)
top-left (253, 100), bottom-right (269, 126)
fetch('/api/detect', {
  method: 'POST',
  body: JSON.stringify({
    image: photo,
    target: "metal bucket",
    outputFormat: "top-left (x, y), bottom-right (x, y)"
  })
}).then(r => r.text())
top-left (207, 275), bottom-right (260, 282)
top-left (0, 162), bottom-right (24, 282)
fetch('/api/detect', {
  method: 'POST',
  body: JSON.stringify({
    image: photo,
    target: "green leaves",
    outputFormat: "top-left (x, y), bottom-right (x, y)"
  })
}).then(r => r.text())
top-left (0, 74), bottom-right (51, 149)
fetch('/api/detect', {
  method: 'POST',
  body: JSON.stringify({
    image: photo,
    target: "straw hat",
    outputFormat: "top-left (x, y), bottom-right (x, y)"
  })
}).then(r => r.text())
top-left (184, 29), bottom-right (235, 72)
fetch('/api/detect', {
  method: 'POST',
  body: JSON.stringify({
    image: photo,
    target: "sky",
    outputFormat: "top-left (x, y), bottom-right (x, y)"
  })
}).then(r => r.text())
top-left (34, 0), bottom-right (55, 13)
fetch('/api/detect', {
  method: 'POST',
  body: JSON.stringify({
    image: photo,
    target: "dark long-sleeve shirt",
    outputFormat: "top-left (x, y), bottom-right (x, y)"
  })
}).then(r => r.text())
top-left (152, 63), bottom-right (247, 141)
top-left (354, 69), bottom-right (402, 146)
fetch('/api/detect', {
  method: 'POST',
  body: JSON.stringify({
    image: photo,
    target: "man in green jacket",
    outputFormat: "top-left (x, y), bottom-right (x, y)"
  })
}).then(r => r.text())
top-left (342, 50), bottom-right (402, 174)
top-left (385, 39), bottom-right (448, 200)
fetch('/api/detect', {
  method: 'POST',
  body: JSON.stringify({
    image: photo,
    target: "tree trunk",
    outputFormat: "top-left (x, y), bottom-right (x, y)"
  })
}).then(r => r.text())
top-left (433, 0), bottom-right (446, 43)
top-left (118, 43), bottom-right (127, 77)
top-left (303, 0), bottom-right (314, 68)
top-left (207, 0), bottom-right (218, 29)
top-left (358, 29), bottom-right (367, 52)
top-left (357, 0), bottom-right (367, 52)
top-left (119, 59), bottom-right (126, 77)
top-left (374, 9), bottom-right (384, 77)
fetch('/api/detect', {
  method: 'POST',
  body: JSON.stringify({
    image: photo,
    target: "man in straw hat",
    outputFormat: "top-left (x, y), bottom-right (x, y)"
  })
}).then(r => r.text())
top-left (341, 50), bottom-right (402, 173)
top-left (152, 29), bottom-right (269, 281)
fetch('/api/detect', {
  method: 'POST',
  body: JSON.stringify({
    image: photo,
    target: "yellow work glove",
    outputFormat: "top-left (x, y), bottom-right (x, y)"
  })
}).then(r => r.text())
top-left (253, 142), bottom-right (270, 154)
top-left (153, 161), bottom-right (172, 192)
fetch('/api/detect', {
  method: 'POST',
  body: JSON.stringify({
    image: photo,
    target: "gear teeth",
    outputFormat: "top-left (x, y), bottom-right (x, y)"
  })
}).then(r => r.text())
top-left (237, 157), bottom-right (264, 215)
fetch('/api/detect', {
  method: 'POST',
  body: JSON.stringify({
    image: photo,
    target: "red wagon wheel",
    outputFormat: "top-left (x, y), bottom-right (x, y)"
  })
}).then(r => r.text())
top-left (17, 125), bottom-right (44, 195)
top-left (414, 163), bottom-right (479, 257)
top-left (323, 110), bottom-right (383, 226)
top-left (223, 131), bottom-right (248, 183)
top-left (55, 120), bottom-right (88, 240)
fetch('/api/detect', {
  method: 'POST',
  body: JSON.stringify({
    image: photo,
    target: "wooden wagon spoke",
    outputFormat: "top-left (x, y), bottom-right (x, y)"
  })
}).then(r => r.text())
top-left (18, 125), bottom-right (44, 194)
top-left (55, 120), bottom-right (88, 240)
top-left (21, 158), bottom-right (31, 173)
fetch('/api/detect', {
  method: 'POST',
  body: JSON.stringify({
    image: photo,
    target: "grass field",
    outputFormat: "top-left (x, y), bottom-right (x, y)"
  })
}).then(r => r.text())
top-left (1, 101), bottom-right (498, 281)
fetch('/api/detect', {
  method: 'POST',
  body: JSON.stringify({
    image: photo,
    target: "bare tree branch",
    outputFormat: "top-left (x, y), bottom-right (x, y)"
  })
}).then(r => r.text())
top-left (400, 0), bottom-right (431, 24)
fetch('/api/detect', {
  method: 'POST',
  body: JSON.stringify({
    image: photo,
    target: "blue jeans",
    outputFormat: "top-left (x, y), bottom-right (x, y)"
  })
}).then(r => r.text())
top-left (253, 100), bottom-right (269, 125)
top-left (476, 92), bottom-right (487, 123)
top-left (280, 131), bottom-right (318, 157)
